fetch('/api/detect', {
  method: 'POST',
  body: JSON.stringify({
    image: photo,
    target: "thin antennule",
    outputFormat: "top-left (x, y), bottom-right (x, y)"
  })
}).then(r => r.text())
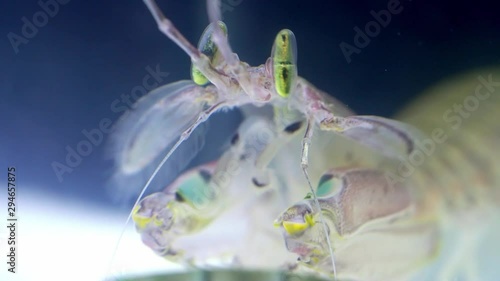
top-left (301, 119), bottom-right (337, 278)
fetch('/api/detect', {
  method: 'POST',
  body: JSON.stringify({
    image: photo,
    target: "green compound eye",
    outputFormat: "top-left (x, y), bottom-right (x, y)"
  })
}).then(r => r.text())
top-left (191, 21), bottom-right (228, 86)
top-left (271, 29), bottom-right (298, 97)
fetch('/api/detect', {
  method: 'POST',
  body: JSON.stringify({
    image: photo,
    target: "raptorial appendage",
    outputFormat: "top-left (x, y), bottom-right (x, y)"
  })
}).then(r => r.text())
top-left (274, 168), bottom-right (440, 280)
top-left (132, 162), bottom-right (221, 261)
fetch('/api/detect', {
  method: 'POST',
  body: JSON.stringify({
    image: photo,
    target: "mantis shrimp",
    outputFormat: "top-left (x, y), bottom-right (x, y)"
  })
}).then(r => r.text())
top-left (110, 0), bottom-right (500, 280)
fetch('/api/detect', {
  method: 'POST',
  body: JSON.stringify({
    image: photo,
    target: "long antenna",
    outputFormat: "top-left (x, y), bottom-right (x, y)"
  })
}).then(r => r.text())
top-left (301, 119), bottom-right (337, 278)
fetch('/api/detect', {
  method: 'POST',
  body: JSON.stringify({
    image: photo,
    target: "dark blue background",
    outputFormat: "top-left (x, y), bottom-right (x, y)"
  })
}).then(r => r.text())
top-left (1, 0), bottom-right (499, 209)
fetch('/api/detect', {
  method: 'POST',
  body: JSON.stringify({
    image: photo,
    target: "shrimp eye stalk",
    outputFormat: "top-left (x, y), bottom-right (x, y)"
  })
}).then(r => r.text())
top-left (271, 29), bottom-right (298, 97)
top-left (191, 21), bottom-right (228, 85)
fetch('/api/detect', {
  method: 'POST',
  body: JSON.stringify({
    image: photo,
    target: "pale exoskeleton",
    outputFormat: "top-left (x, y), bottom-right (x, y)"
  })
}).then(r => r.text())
top-left (126, 105), bottom-right (359, 273)
top-left (109, 0), bottom-right (500, 280)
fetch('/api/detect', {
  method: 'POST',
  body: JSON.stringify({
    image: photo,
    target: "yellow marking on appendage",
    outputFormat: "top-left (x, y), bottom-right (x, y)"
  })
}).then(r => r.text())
top-left (283, 221), bottom-right (309, 235)
top-left (132, 205), bottom-right (151, 230)
top-left (282, 214), bottom-right (316, 235)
